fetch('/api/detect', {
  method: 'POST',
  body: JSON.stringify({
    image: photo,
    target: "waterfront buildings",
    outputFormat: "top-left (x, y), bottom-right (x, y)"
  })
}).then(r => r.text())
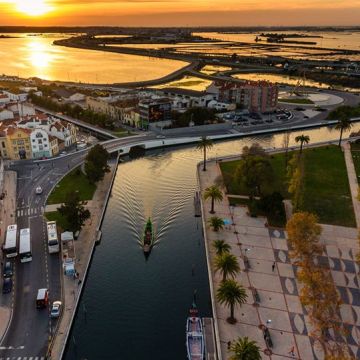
top-left (139, 98), bottom-right (172, 129)
top-left (30, 128), bottom-right (59, 159)
top-left (0, 109), bottom-right (77, 159)
top-left (206, 80), bottom-right (278, 113)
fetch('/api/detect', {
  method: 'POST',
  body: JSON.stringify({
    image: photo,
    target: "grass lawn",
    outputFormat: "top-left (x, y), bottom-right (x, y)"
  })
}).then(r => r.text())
top-left (220, 146), bottom-right (355, 227)
top-left (279, 98), bottom-right (314, 104)
top-left (45, 211), bottom-right (68, 231)
top-left (47, 167), bottom-right (96, 205)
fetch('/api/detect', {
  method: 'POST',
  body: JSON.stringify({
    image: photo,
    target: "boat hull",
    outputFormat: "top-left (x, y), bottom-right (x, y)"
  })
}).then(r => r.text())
top-left (186, 317), bottom-right (204, 360)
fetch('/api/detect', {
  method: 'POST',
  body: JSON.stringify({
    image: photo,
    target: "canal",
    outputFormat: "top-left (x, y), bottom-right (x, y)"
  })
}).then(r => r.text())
top-left (64, 124), bottom-right (360, 360)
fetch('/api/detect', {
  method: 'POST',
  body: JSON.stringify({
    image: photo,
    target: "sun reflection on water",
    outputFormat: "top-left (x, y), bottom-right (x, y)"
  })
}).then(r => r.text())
top-left (26, 40), bottom-right (54, 69)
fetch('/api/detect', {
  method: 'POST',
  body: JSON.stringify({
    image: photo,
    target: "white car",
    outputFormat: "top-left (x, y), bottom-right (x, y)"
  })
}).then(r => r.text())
top-left (35, 186), bottom-right (43, 195)
top-left (50, 301), bottom-right (62, 318)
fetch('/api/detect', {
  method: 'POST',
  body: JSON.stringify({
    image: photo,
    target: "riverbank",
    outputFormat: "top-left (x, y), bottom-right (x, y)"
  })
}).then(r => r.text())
top-left (49, 154), bottom-right (120, 359)
top-left (198, 142), bottom-right (360, 359)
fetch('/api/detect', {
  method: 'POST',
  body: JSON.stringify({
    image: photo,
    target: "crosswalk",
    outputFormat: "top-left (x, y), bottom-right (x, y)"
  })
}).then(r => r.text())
top-left (0, 357), bottom-right (45, 360)
top-left (16, 207), bottom-right (44, 218)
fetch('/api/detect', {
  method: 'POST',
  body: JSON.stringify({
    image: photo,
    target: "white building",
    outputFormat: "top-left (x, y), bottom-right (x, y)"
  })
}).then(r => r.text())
top-left (0, 109), bottom-right (14, 121)
top-left (49, 121), bottom-right (77, 148)
top-left (0, 93), bottom-right (10, 104)
top-left (2, 90), bottom-right (42, 102)
top-left (17, 114), bottom-right (77, 149)
top-left (8, 103), bottom-right (36, 117)
top-left (30, 128), bottom-right (59, 159)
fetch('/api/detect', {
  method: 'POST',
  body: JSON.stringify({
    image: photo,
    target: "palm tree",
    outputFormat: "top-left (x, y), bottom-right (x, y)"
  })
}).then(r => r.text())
top-left (208, 216), bottom-right (224, 232)
top-left (295, 134), bottom-right (310, 154)
top-left (204, 185), bottom-right (223, 213)
top-left (335, 116), bottom-right (352, 147)
top-left (229, 337), bottom-right (261, 360)
top-left (216, 279), bottom-right (247, 324)
top-left (215, 253), bottom-right (240, 281)
top-left (212, 239), bottom-right (231, 256)
top-left (196, 136), bottom-right (213, 171)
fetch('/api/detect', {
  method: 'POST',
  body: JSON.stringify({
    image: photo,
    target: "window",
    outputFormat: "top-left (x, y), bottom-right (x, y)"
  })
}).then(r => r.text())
top-left (32, 139), bottom-right (35, 143)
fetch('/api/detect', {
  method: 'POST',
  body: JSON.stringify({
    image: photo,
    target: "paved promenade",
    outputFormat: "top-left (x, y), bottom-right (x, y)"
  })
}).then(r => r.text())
top-left (199, 160), bottom-right (360, 360)
top-left (49, 161), bottom-right (117, 359)
top-left (0, 171), bottom-right (17, 343)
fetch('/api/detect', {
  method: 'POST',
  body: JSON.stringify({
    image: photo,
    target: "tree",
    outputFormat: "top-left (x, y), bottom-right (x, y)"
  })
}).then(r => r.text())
top-left (295, 134), bottom-right (310, 154)
top-left (215, 253), bottom-right (240, 281)
top-left (57, 191), bottom-right (91, 233)
top-left (84, 144), bottom-right (110, 184)
top-left (212, 239), bottom-right (231, 256)
top-left (229, 337), bottom-right (261, 360)
top-left (335, 116), bottom-right (352, 147)
top-left (204, 185), bottom-right (223, 213)
top-left (197, 136), bottom-right (213, 171)
top-left (286, 212), bottom-right (323, 264)
top-left (216, 279), bottom-right (247, 324)
top-left (241, 143), bottom-right (266, 158)
top-left (287, 154), bottom-right (304, 211)
top-left (282, 131), bottom-right (291, 167)
top-left (208, 216), bottom-right (224, 232)
top-left (235, 156), bottom-right (274, 196)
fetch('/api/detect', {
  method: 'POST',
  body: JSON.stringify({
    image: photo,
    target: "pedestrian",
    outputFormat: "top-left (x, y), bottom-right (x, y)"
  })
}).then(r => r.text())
top-left (288, 346), bottom-right (295, 357)
top-left (272, 262), bottom-right (276, 272)
top-left (227, 341), bottom-right (231, 350)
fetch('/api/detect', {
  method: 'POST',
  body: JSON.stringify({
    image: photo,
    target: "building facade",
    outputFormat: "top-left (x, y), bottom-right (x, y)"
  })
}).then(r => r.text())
top-left (139, 98), bottom-right (172, 129)
top-left (206, 80), bottom-right (278, 113)
top-left (30, 128), bottom-right (59, 159)
top-left (5, 128), bottom-right (32, 160)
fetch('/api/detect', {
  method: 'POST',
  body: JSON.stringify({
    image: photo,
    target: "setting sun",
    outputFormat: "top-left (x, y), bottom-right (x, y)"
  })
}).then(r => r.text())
top-left (15, 0), bottom-right (52, 16)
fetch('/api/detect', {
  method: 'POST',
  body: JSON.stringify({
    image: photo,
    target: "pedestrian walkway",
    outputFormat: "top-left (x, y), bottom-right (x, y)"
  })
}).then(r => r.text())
top-left (198, 160), bottom-right (360, 360)
top-left (49, 161), bottom-right (117, 359)
top-left (0, 171), bottom-right (17, 344)
top-left (343, 142), bottom-right (360, 227)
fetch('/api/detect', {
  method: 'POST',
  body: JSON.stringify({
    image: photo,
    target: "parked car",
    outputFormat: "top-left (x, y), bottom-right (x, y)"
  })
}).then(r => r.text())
top-left (35, 186), bottom-right (43, 195)
top-left (3, 261), bottom-right (13, 278)
top-left (50, 301), bottom-right (62, 318)
top-left (2, 278), bottom-right (13, 294)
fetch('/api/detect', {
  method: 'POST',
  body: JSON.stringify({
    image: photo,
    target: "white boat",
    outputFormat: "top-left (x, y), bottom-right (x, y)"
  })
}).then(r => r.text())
top-left (186, 302), bottom-right (204, 360)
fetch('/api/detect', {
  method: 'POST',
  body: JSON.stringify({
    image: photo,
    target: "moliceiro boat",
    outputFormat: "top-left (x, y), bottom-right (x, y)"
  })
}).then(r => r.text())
top-left (142, 218), bottom-right (154, 256)
top-left (186, 301), bottom-right (204, 360)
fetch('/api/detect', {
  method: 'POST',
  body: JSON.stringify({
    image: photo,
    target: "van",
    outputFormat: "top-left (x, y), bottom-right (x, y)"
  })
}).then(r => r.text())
top-left (36, 288), bottom-right (49, 309)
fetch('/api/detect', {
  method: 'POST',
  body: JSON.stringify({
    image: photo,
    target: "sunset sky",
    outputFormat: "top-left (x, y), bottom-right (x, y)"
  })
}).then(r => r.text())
top-left (1, 0), bottom-right (360, 26)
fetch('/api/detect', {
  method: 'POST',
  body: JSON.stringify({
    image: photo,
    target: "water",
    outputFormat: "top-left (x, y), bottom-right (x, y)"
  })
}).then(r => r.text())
top-left (0, 34), bottom-right (186, 83)
top-left (194, 31), bottom-right (360, 51)
top-left (64, 123), bottom-right (360, 360)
